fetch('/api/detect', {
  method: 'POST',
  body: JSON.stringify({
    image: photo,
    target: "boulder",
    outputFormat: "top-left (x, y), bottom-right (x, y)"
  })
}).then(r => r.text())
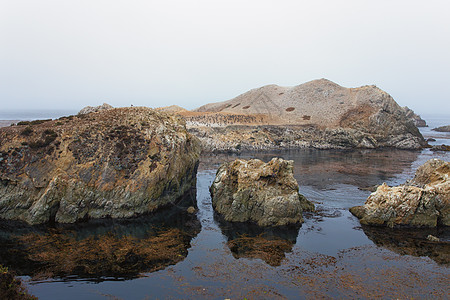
top-left (0, 107), bottom-right (201, 225)
top-left (210, 158), bottom-right (314, 227)
top-left (350, 159), bottom-right (449, 227)
top-left (78, 103), bottom-right (113, 115)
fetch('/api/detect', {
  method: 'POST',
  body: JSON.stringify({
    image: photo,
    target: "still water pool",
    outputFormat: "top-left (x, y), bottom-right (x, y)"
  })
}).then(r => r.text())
top-left (0, 145), bottom-right (445, 299)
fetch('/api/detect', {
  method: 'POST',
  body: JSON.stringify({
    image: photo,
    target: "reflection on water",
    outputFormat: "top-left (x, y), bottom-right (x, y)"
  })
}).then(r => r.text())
top-left (361, 225), bottom-right (450, 265)
top-left (0, 190), bottom-right (200, 281)
top-left (199, 149), bottom-right (420, 190)
top-left (214, 214), bottom-right (299, 266)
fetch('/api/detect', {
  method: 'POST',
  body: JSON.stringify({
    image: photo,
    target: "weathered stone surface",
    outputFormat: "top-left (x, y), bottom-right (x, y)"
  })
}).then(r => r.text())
top-left (210, 158), bottom-right (314, 227)
top-left (0, 107), bottom-right (201, 225)
top-left (183, 79), bottom-right (426, 151)
top-left (402, 106), bottom-right (427, 127)
top-left (350, 159), bottom-right (449, 227)
top-left (78, 103), bottom-right (113, 115)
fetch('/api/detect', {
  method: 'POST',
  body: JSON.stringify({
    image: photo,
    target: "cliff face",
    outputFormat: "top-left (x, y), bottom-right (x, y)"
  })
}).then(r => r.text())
top-left (188, 79), bottom-right (425, 151)
top-left (0, 107), bottom-right (201, 225)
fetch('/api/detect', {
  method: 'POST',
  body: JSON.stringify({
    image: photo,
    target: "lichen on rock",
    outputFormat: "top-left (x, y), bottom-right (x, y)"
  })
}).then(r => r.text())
top-left (210, 158), bottom-right (314, 227)
top-left (0, 107), bottom-right (201, 225)
top-left (350, 159), bottom-right (449, 228)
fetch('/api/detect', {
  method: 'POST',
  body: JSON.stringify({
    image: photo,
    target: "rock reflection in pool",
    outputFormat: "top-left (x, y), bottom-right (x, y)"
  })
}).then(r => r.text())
top-left (0, 190), bottom-right (201, 281)
top-left (361, 225), bottom-right (450, 265)
top-left (214, 214), bottom-right (299, 266)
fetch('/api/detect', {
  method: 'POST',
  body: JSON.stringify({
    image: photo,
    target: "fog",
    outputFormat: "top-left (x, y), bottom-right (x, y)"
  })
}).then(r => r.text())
top-left (1, 0), bottom-right (449, 114)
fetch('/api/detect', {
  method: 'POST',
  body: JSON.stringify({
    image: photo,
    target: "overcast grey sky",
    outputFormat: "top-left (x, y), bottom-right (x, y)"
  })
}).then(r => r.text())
top-left (1, 0), bottom-right (449, 114)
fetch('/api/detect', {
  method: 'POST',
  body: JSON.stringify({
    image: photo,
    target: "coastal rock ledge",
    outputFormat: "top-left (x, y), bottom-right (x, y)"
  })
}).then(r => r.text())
top-left (0, 107), bottom-right (201, 225)
top-left (350, 159), bottom-right (449, 228)
top-left (210, 158), bottom-right (314, 227)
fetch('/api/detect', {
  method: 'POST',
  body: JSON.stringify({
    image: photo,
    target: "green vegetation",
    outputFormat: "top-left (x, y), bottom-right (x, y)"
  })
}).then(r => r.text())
top-left (0, 264), bottom-right (37, 300)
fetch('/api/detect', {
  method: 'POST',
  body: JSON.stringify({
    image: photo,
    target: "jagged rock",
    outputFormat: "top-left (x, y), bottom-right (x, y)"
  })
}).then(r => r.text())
top-left (433, 125), bottom-right (450, 132)
top-left (78, 103), bottom-right (113, 115)
top-left (0, 107), bottom-right (201, 225)
top-left (210, 158), bottom-right (314, 227)
top-left (183, 79), bottom-right (425, 151)
top-left (402, 106), bottom-right (427, 127)
top-left (350, 159), bottom-right (449, 228)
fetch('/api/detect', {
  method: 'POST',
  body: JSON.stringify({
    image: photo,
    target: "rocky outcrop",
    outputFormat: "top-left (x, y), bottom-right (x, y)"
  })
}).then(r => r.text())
top-left (78, 103), bottom-right (113, 115)
top-left (210, 158), bottom-right (314, 227)
top-left (433, 125), bottom-right (450, 132)
top-left (0, 107), bottom-right (201, 225)
top-left (350, 159), bottom-right (449, 227)
top-left (185, 79), bottom-right (426, 151)
top-left (403, 106), bottom-right (427, 127)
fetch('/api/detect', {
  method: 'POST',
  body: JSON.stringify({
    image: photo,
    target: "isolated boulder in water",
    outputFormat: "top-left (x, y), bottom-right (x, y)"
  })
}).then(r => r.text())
top-left (0, 107), bottom-right (201, 225)
top-left (350, 159), bottom-right (449, 227)
top-left (210, 158), bottom-right (314, 227)
top-left (78, 103), bottom-right (113, 115)
top-left (432, 125), bottom-right (450, 133)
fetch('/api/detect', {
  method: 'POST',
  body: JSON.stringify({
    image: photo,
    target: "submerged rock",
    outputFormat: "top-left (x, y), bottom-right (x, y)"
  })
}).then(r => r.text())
top-left (350, 159), bottom-right (449, 228)
top-left (0, 107), bottom-right (201, 225)
top-left (210, 158), bottom-right (314, 227)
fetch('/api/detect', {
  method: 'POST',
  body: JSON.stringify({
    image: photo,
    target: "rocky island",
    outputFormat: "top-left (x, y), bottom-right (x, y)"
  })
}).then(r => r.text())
top-left (0, 107), bottom-right (201, 225)
top-left (350, 159), bottom-right (449, 228)
top-left (173, 79), bottom-right (426, 152)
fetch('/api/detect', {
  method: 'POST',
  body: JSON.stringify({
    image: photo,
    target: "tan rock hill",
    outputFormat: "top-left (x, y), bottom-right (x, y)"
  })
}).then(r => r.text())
top-left (0, 107), bottom-right (201, 225)
top-left (78, 103), bottom-right (113, 115)
top-left (186, 79), bottom-right (425, 151)
top-left (350, 159), bottom-right (449, 228)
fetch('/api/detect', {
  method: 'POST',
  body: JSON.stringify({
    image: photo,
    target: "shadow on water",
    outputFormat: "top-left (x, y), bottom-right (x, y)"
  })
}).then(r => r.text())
top-left (213, 213), bottom-right (300, 266)
top-left (0, 189), bottom-right (201, 282)
top-left (361, 225), bottom-right (450, 265)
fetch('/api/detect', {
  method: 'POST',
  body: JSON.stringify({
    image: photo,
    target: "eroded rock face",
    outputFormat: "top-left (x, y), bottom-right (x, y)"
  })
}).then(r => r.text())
top-left (0, 107), bottom-right (201, 225)
top-left (210, 158), bottom-right (314, 227)
top-left (403, 106), bottom-right (427, 127)
top-left (350, 159), bottom-right (449, 227)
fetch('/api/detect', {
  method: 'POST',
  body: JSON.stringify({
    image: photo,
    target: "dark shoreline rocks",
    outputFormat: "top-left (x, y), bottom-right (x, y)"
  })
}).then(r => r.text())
top-left (210, 158), bottom-right (314, 227)
top-left (350, 159), bottom-right (449, 228)
top-left (0, 107), bottom-right (201, 225)
top-left (432, 125), bottom-right (450, 132)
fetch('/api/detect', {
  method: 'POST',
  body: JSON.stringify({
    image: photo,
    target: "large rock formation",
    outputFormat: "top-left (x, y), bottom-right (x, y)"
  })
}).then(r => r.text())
top-left (183, 79), bottom-right (425, 151)
top-left (350, 159), bottom-right (449, 227)
top-left (402, 106), bottom-right (427, 127)
top-left (0, 107), bottom-right (201, 225)
top-left (210, 158), bottom-right (314, 227)
top-left (78, 103), bottom-right (113, 115)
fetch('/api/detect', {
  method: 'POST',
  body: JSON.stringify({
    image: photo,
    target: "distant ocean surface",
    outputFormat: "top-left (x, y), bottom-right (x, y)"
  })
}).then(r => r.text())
top-left (0, 109), bottom-right (78, 120)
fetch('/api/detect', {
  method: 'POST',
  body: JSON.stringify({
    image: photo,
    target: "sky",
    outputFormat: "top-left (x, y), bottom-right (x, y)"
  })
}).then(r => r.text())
top-left (1, 0), bottom-right (449, 115)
